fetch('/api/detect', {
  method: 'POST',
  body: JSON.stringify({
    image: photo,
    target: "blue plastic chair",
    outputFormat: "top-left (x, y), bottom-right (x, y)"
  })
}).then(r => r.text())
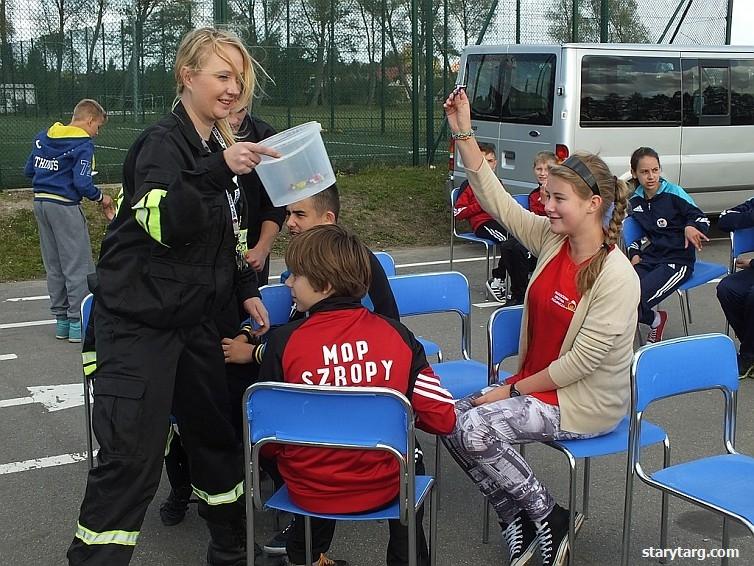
top-left (244, 383), bottom-right (437, 566)
top-left (373, 251), bottom-right (396, 276)
top-left (622, 333), bottom-right (753, 566)
top-left (259, 283), bottom-right (294, 326)
top-left (450, 187), bottom-right (499, 285)
top-left (623, 216), bottom-right (728, 336)
top-left (726, 227), bottom-right (754, 334)
top-left (81, 293), bottom-right (95, 468)
top-left (388, 272), bottom-right (486, 400)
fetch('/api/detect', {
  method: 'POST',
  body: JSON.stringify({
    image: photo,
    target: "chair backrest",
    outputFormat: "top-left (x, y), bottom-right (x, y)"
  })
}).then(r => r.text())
top-left (450, 187), bottom-right (462, 238)
top-left (622, 216), bottom-right (644, 248)
top-left (244, 383), bottom-right (416, 517)
top-left (81, 293), bottom-right (94, 330)
top-left (631, 333), bottom-right (738, 413)
top-left (373, 251), bottom-right (397, 277)
top-left (260, 284), bottom-right (294, 326)
top-left (487, 305), bottom-right (524, 382)
top-left (388, 271), bottom-right (472, 358)
top-left (731, 227), bottom-right (754, 269)
top-left (513, 193), bottom-right (530, 209)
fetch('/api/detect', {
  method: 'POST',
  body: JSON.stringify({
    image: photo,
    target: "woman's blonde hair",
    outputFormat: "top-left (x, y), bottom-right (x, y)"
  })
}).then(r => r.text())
top-left (548, 152), bottom-right (630, 294)
top-left (174, 27), bottom-right (256, 146)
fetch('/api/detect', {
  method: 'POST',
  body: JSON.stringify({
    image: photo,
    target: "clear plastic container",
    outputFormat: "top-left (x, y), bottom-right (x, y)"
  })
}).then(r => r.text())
top-left (254, 121), bottom-right (336, 207)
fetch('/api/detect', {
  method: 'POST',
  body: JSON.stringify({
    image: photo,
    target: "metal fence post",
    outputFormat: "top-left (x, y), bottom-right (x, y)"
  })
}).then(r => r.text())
top-left (572, 0), bottom-right (579, 42)
top-left (329, 0), bottom-right (335, 133)
top-left (425, 0), bottom-right (433, 164)
top-left (380, 0), bottom-right (386, 135)
top-left (411, 0), bottom-right (419, 166)
top-left (600, 0), bottom-right (609, 42)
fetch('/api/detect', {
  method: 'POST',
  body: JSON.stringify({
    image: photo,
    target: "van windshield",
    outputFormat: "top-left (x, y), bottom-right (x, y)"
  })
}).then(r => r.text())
top-left (466, 53), bottom-right (556, 126)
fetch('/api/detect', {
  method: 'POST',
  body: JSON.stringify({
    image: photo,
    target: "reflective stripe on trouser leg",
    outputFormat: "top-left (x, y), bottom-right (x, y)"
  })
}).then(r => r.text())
top-left (75, 523), bottom-right (139, 546)
top-left (192, 480), bottom-right (245, 506)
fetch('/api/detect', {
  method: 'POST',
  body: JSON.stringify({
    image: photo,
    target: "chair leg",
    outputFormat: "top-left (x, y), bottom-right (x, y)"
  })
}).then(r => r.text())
top-left (449, 236), bottom-right (455, 271)
top-left (685, 290), bottom-right (693, 325)
top-left (678, 291), bottom-right (690, 336)
top-left (84, 378), bottom-right (94, 469)
top-left (429, 484), bottom-right (438, 566)
top-left (582, 457), bottom-right (591, 518)
top-left (620, 452), bottom-right (635, 566)
top-left (659, 438), bottom-right (671, 564)
top-left (721, 517), bottom-right (730, 566)
top-left (304, 515), bottom-right (313, 566)
top-left (482, 499), bottom-right (490, 543)
top-left (408, 502), bottom-right (417, 566)
top-left (566, 453), bottom-right (578, 566)
top-left (484, 247), bottom-right (492, 299)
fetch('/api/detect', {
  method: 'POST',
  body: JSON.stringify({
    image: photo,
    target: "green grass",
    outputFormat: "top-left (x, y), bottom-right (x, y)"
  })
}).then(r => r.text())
top-left (0, 105), bottom-right (450, 189)
top-left (0, 166), bottom-right (450, 283)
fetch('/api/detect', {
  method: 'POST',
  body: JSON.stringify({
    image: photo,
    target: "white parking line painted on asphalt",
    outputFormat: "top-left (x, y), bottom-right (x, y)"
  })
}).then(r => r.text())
top-left (0, 451), bottom-right (96, 475)
top-left (0, 319), bottom-right (54, 330)
top-left (0, 354), bottom-right (18, 361)
top-left (396, 256), bottom-right (486, 269)
top-left (473, 302), bottom-right (505, 308)
top-left (5, 295), bottom-right (49, 302)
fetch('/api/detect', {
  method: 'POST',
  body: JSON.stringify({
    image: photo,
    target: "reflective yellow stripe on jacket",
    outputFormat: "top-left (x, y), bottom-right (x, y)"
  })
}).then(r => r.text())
top-left (132, 189), bottom-right (168, 245)
top-left (81, 351), bottom-right (97, 377)
top-left (192, 480), bottom-right (244, 506)
top-left (75, 522), bottom-right (139, 546)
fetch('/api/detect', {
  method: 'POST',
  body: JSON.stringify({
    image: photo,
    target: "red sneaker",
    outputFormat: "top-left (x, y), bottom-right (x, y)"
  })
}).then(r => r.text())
top-left (647, 310), bottom-right (668, 343)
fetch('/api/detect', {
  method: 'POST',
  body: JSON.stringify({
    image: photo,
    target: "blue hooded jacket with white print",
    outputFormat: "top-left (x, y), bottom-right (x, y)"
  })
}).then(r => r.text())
top-left (627, 178), bottom-right (710, 267)
top-left (24, 122), bottom-right (102, 205)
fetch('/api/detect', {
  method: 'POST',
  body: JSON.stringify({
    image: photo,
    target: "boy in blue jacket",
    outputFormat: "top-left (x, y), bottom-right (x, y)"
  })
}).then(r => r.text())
top-left (24, 99), bottom-right (114, 342)
top-left (627, 147), bottom-right (710, 343)
top-left (717, 198), bottom-right (754, 377)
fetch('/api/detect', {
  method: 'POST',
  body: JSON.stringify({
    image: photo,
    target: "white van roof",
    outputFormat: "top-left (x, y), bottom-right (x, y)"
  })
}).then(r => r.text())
top-left (462, 43), bottom-right (754, 54)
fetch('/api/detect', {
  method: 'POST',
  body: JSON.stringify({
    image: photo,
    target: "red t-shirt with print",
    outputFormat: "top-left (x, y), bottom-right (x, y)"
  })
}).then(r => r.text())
top-left (507, 241), bottom-right (583, 405)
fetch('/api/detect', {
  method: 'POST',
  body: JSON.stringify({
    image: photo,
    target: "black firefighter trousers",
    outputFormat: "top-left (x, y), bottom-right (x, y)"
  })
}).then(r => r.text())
top-left (67, 302), bottom-right (245, 565)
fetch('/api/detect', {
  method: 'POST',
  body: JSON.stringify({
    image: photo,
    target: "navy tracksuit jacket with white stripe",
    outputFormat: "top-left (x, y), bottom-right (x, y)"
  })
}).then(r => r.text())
top-left (627, 178), bottom-right (710, 325)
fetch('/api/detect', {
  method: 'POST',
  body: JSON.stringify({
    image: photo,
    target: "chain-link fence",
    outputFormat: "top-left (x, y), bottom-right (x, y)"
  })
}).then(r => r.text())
top-left (0, 0), bottom-right (732, 188)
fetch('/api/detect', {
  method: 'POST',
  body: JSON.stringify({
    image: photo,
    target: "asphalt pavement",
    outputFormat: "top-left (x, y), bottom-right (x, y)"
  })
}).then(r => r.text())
top-left (0, 238), bottom-right (751, 565)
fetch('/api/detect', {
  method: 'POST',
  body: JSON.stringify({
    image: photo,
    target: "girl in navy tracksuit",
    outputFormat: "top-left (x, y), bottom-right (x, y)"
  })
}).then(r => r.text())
top-left (627, 147), bottom-right (710, 343)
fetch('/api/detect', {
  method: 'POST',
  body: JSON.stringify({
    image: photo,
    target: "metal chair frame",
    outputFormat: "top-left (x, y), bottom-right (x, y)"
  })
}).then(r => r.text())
top-left (243, 383), bottom-right (437, 566)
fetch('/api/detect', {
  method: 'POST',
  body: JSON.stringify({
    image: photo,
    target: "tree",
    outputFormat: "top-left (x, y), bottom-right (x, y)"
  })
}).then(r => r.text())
top-left (448, 0), bottom-right (495, 46)
top-left (547, 0), bottom-right (650, 43)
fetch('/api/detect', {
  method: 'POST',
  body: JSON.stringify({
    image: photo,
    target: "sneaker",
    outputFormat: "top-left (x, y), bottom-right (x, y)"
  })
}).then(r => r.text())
top-left (646, 310), bottom-right (668, 344)
top-left (160, 488), bottom-right (190, 526)
top-left (263, 520), bottom-right (292, 555)
top-left (55, 318), bottom-right (69, 340)
top-left (501, 513), bottom-right (538, 566)
top-left (535, 504), bottom-right (570, 566)
top-left (68, 320), bottom-right (82, 343)
top-left (486, 277), bottom-right (507, 302)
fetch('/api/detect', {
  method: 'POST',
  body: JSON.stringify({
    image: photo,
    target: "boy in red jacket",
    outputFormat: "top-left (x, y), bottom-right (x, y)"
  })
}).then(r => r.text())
top-left (259, 224), bottom-right (456, 566)
top-left (454, 144), bottom-right (551, 303)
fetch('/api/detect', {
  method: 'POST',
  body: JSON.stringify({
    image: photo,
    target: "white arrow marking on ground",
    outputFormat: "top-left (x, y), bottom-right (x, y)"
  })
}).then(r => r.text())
top-left (5, 295), bottom-right (50, 302)
top-left (0, 354), bottom-right (18, 361)
top-left (0, 450), bottom-right (98, 475)
top-left (0, 383), bottom-right (84, 412)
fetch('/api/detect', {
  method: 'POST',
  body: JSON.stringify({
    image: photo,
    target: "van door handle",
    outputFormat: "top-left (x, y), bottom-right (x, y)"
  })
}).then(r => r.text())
top-left (529, 130), bottom-right (541, 138)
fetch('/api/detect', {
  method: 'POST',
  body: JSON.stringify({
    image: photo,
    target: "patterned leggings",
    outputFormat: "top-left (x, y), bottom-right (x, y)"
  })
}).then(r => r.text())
top-left (442, 387), bottom-right (600, 524)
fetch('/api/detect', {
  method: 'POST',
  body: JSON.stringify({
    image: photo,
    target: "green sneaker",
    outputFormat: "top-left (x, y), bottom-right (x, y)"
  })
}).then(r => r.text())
top-left (55, 318), bottom-right (70, 340)
top-left (68, 320), bottom-right (82, 343)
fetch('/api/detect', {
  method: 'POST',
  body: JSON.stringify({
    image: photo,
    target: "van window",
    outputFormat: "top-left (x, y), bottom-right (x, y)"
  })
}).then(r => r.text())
top-left (466, 53), bottom-right (556, 125)
top-left (580, 56), bottom-right (681, 126)
top-left (682, 59), bottom-right (733, 126)
top-left (731, 60), bottom-right (754, 125)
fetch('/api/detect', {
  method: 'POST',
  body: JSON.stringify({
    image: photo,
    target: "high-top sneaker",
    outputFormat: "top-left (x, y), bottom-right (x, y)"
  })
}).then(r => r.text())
top-left (500, 513), bottom-right (538, 566)
top-left (159, 487), bottom-right (192, 526)
top-left (534, 504), bottom-right (570, 566)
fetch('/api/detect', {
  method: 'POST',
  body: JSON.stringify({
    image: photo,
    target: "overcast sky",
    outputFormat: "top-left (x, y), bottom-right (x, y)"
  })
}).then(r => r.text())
top-left (731, 0), bottom-right (754, 44)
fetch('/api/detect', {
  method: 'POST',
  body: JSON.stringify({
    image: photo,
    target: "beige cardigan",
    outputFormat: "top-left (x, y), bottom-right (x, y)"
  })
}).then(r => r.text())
top-left (466, 161), bottom-right (640, 434)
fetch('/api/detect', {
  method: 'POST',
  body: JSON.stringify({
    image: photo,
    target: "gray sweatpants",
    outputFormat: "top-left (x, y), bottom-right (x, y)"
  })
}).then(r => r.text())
top-left (442, 387), bottom-right (601, 525)
top-left (33, 200), bottom-right (95, 321)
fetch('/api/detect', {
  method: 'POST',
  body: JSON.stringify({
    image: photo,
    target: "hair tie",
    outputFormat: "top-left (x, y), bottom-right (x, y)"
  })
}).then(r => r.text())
top-left (561, 156), bottom-right (600, 196)
top-left (601, 242), bottom-right (610, 251)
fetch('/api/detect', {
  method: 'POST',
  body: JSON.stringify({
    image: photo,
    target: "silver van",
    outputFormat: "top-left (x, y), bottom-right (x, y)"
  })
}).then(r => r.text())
top-left (452, 43), bottom-right (754, 212)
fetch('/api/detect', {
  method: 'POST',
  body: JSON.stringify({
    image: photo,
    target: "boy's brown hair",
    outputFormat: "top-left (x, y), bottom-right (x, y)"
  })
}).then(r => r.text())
top-left (285, 224), bottom-right (371, 298)
top-left (478, 142), bottom-right (496, 156)
top-left (309, 183), bottom-right (340, 220)
top-left (533, 150), bottom-right (558, 167)
top-left (73, 99), bottom-right (108, 123)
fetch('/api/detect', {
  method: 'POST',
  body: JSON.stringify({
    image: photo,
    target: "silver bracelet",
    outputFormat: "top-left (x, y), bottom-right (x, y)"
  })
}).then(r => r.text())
top-left (451, 130), bottom-right (475, 140)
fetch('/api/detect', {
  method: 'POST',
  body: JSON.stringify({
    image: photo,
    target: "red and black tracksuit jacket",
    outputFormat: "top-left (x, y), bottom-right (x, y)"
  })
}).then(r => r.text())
top-left (259, 296), bottom-right (456, 514)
